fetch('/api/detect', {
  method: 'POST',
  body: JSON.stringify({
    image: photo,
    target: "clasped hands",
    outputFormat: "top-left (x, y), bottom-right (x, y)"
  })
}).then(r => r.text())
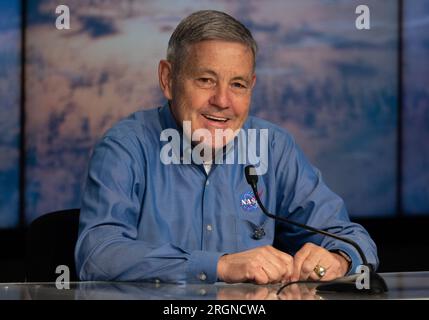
top-left (217, 243), bottom-right (350, 285)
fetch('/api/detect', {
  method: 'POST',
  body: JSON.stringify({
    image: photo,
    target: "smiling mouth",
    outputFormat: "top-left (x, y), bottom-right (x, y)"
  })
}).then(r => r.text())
top-left (202, 114), bottom-right (229, 122)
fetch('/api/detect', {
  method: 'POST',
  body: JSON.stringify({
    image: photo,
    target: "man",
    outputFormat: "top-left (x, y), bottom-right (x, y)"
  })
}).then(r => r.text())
top-left (75, 10), bottom-right (378, 284)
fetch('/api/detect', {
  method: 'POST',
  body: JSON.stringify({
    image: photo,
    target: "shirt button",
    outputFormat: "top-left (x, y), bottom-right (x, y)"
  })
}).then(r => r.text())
top-left (206, 224), bottom-right (212, 231)
top-left (206, 180), bottom-right (210, 186)
top-left (199, 273), bottom-right (207, 281)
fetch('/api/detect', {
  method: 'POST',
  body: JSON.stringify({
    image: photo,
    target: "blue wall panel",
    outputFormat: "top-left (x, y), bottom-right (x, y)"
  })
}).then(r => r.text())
top-left (0, 0), bottom-right (21, 228)
top-left (403, 0), bottom-right (429, 215)
top-left (24, 0), bottom-right (398, 221)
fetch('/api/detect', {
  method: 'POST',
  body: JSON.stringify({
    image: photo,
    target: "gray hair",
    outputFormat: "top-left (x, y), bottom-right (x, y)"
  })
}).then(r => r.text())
top-left (167, 10), bottom-right (258, 73)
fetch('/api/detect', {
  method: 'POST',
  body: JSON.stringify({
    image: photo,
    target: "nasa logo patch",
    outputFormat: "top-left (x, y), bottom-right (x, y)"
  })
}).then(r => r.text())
top-left (240, 190), bottom-right (262, 212)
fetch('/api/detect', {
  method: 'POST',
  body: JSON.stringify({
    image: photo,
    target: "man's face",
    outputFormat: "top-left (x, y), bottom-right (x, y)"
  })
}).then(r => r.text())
top-left (167, 40), bottom-right (256, 150)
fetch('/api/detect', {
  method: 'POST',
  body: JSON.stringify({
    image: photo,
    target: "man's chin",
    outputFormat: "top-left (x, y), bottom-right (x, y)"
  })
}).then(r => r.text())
top-left (200, 140), bottom-right (227, 152)
top-left (193, 139), bottom-right (230, 158)
top-left (186, 123), bottom-right (241, 154)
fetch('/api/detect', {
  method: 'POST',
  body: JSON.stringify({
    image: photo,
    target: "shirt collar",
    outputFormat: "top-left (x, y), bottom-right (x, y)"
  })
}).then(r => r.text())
top-left (159, 101), bottom-right (180, 132)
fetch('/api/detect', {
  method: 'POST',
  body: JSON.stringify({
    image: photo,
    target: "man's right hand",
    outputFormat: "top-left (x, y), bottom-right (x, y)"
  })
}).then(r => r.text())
top-left (216, 246), bottom-right (294, 284)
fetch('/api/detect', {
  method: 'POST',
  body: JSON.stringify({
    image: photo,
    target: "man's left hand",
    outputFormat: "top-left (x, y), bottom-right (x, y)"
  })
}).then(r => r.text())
top-left (291, 243), bottom-right (350, 282)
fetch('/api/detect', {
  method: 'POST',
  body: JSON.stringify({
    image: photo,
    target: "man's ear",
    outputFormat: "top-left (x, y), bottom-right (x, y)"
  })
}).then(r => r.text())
top-left (158, 60), bottom-right (173, 100)
top-left (250, 74), bottom-right (257, 90)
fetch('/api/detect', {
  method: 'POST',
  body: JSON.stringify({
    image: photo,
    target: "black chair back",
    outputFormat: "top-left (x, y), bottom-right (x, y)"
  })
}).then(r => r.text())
top-left (25, 209), bottom-right (80, 282)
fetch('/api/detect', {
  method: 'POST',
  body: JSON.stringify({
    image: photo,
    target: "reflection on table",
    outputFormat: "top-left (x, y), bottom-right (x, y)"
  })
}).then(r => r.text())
top-left (1, 272), bottom-right (429, 300)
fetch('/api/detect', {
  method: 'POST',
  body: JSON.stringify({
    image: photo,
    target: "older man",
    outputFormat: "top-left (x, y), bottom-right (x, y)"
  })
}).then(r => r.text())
top-left (75, 10), bottom-right (378, 284)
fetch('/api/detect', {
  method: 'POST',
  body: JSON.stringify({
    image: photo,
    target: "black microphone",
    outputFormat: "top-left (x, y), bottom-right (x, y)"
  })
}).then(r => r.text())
top-left (244, 165), bottom-right (388, 294)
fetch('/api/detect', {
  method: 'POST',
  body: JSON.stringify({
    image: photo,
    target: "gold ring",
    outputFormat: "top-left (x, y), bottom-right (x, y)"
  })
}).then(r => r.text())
top-left (313, 264), bottom-right (326, 278)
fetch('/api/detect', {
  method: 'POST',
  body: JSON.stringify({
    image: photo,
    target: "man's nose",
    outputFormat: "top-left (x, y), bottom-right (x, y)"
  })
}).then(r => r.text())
top-left (209, 84), bottom-right (231, 109)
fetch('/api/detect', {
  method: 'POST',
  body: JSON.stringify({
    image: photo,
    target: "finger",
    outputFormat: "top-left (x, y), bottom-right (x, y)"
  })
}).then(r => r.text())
top-left (320, 268), bottom-right (338, 281)
top-left (260, 261), bottom-right (282, 283)
top-left (292, 248), bottom-right (311, 281)
top-left (247, 248), bottom-right (288, 284)
top-left (252, 266), bottom-right (270, 285)
top-left (317, 256), bottom-right (341, 281)
top-left (301, 255), bottom-right (321, 280)
top-left (266, 247), bottom-right (294, 280)
top-left (261, 249), bottom-right (286, 273)
top-left (296, 244), bottom-right (323, 280)
top-left (266, 257), bottom-right (293, 283)
top-left (255, 247), bottom-right (290, 283)
top-left (312, 254), bottom-right (342, 281)
top-left (308, 266), bottom-right (325, 281)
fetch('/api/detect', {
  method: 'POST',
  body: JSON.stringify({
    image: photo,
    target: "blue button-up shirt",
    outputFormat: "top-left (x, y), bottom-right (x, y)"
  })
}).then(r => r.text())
top-left (75, 103), bottom-right (379, 283)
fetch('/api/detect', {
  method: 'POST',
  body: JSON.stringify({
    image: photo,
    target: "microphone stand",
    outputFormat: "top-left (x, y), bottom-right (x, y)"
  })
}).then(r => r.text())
top-left (244, 165), bottom-right (388, 294)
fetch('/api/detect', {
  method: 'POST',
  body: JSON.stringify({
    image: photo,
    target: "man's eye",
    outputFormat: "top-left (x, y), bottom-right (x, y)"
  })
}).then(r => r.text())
top-left (232, 82), bottom-right (246, 89)
top-left (197, 78), bottom-right (214, 84)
